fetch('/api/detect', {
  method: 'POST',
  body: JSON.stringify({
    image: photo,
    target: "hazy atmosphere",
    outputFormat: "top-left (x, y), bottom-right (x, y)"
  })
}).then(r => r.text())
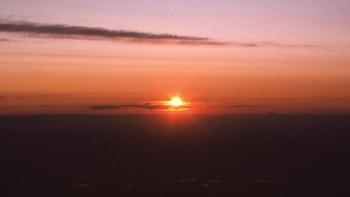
top-left (1, 1), bottom-right (350, 197)
top-left (1, 0), bottom-right (350, 114)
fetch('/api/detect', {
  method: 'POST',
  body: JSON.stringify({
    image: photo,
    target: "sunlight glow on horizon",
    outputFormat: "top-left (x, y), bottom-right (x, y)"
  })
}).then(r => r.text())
top-left (0, 0), bottom-right (350, 114)
top-left (165, 96), bottom-right (188, 110)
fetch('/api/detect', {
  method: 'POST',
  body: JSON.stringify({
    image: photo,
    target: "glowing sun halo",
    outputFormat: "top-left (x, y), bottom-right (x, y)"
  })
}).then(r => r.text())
top-left (166, 96), bottom-right (185, 108)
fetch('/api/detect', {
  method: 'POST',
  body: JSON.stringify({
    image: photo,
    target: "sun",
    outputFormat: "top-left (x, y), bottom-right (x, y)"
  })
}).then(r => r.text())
top-left (166, 96), bottom-right (185, 108)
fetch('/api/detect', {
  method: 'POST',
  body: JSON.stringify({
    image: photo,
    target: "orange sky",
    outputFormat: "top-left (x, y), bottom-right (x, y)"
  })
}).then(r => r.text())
top-left (1, 0), bottom-right (350, 114)
top-left (1, 39), bottom-right (349, 114)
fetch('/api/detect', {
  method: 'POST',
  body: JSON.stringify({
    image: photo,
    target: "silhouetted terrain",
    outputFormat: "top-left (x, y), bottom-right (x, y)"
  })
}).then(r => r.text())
top-left (1, 114), bottom-right (349, 197)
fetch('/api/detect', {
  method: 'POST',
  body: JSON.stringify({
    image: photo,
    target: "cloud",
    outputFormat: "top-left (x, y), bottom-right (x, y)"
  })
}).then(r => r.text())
top-left (228, 41), bottom-right (324, 48)
top-left (0, 20), bottom-right (329, 48)
top-left (0, 95), bottom-right (26, 100)
top-left (0, 21), bottom-right (227, 46)
top-left (254, 42), bottom-right (323, 48)
top-left (39, 94), bottom-right (72, 97)
top-left (0, 38), bottom-right (12, 42)
top-left (90, 103), bottom-right (169, 111)
top-left (226, 104), bottom-right (263, 108)
top-left (0, 94), bottom-right (74, 100)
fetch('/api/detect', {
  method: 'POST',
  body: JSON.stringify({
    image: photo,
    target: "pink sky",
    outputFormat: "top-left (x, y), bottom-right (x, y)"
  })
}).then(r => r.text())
top-left (0, 0), bottom-right (350, 114)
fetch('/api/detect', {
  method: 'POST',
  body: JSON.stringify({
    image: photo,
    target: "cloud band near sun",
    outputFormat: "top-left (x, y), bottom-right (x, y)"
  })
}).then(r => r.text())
top-left (90, 104), bottom-right (168, 111)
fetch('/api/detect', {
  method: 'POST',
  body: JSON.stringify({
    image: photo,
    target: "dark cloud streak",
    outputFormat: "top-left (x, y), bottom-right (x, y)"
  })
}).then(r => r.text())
top-left (0, 21), bottom-right (227, 46)
top-left (226, 104), bottom-right (263, 108)
top-left (0, 21), bottom-right (325, 48)
top-left (90, 104), bottom-right (168, 111)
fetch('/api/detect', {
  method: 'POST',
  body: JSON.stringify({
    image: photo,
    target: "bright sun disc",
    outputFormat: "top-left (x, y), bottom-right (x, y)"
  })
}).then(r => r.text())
top-left (167, 96), bottom-right (185, 107)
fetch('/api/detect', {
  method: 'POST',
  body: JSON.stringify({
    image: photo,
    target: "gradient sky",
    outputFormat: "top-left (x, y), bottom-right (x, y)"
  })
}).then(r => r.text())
top-left (1, 0), bottom-right (350, 114)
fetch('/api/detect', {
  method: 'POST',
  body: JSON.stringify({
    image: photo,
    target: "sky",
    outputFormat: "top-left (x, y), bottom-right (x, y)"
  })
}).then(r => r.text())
top-left (0, 0), bottom-right (350, 114)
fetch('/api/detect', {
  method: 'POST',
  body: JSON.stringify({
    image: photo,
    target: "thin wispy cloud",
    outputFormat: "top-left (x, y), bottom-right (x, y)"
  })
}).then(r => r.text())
top-left (39, 94), bottom-right (72, 97)
top-left (0, 94), bottom-right (73, 101)
top-left (0, 20), bottom-right (326, 48)
top-left (0, 38), bottom-right (12, 42)
top-left (226, 104), bottom-right (263, 108)
top-left (229, 42), bottom-right (324, 48)
top-left (0, 21), bottom-right (227, 46)
top-left (90, 104), bottom-right (168, 111)
top-left (90, 101), bottom-right (197, 111)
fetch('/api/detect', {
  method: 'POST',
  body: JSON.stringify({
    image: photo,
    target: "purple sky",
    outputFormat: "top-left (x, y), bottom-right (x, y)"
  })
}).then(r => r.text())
top-left (1, 0), bottom-right (350, 45)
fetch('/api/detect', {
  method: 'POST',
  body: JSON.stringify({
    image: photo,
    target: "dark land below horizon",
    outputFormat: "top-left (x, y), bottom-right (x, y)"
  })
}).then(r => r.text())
top-left (1, 114), bottom-right (349, 197)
